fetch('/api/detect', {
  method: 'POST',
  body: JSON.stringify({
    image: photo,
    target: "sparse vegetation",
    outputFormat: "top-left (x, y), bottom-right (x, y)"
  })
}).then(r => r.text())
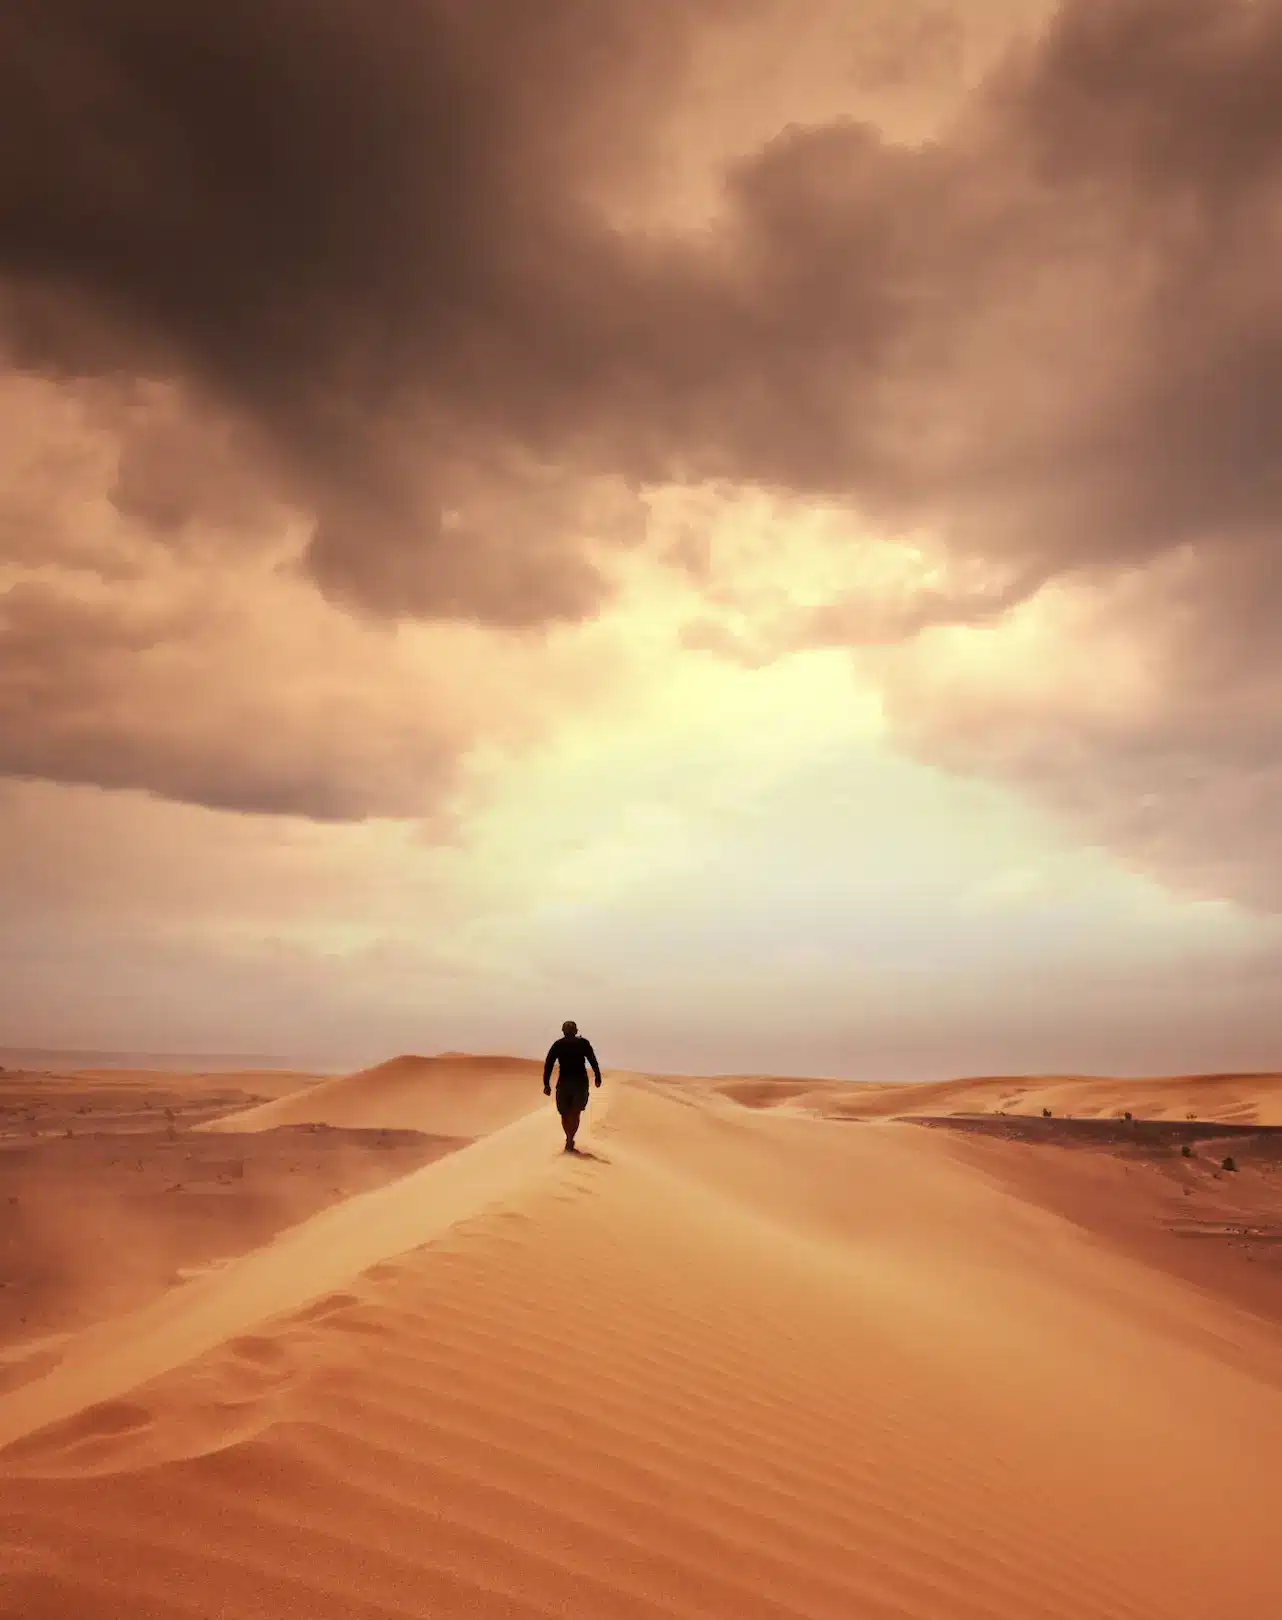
top-left (1042, 1107), bottom-right (1052, 1119)
top-left (1181, 1143), bottom-right (1193, 1158)
top-left (1123, 1110), bottom-right (1133, 1122)
top-left (1222, 1155), bottom-right (1237, 1173)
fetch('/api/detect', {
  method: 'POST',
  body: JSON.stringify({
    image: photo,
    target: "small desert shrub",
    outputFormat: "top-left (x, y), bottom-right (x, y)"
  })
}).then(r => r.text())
top-left (1123, 1110), bottom-right (1133, 1122)
top-left (1181, 1143), bottom-right (1192, 1158)
top-left (1042, 1107), bottom-right (1052, 1119)
top-left (1222, 1155), bottom-right (1237, 1173)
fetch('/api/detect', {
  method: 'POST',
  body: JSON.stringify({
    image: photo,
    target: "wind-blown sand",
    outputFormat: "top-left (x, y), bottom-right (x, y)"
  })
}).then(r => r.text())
top-left (0, 1065), bottom-right (464, 1359)
top-left (2, 1060), bottom-right (1281, 1616)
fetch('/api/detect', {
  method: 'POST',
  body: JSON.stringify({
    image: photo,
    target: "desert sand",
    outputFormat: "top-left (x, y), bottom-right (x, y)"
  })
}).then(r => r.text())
top-left (2, 1057), bottom-right (1281, 1617)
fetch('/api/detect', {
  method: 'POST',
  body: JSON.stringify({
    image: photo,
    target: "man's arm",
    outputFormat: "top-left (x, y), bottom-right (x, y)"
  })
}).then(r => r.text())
top-left (543, 1042), bottom-right (559, 1094)
top-left (585, 1041), bottom-right (602, 1086)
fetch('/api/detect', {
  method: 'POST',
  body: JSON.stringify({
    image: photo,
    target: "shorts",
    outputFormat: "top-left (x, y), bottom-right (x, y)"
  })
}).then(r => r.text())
top-left (555, 1078), bottom-right (590, 1115)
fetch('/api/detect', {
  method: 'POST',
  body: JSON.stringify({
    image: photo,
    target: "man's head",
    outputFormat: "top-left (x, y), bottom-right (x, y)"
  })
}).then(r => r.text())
top-left (562, 1020), bottom-right (577, 1036)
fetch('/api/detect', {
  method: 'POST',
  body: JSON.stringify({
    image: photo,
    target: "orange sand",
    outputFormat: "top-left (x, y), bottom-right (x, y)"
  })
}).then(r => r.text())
top-left (2, 1060), bottom-right (1280, 1616)
top-left (203, 1053), bottom-right (543, 1138)
top-left (716, 1068), bottom-right (1282, 1124)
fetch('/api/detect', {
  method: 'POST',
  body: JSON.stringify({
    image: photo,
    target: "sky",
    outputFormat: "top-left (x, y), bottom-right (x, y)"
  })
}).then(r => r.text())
top-left (4, 0), bottom-right (1282, 1079)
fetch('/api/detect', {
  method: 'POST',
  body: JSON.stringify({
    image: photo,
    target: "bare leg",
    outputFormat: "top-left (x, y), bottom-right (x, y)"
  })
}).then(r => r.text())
top-left (560, 1107), bottom-right (582, 1151)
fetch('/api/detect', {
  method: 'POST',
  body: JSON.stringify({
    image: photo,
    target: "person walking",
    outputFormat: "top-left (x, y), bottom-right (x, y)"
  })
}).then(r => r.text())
top-left (543, 1020), bottom-right (601, 1152)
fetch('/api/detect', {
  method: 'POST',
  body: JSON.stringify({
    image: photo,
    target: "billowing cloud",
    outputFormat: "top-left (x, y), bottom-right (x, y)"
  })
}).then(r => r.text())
top-left (6, 0), bottom-right (1280, 592)
top-left (875, 547), bottom-right (1282, 910)
top-left (4, 0), bottom-right (1282, 894)
top-left (0, 575), bottom-right (453, 818)
top-left (0, 0), bottom-right (745, 620)
top-left (0, 376), bottom-right (625, 819)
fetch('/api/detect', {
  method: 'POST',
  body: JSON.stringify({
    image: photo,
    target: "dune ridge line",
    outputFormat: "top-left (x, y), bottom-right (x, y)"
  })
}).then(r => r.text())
top-left (0, 1083), bottom-right (607, 1455)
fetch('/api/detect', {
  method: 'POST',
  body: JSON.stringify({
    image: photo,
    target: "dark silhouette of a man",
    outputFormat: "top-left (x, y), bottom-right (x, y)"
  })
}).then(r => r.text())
top-left (543, 1020), bottom-right (601, 1152)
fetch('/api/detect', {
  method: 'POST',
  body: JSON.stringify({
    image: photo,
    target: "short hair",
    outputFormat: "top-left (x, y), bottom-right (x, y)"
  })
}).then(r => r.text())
top-left (562, 1019), bottom-right (577, 1034)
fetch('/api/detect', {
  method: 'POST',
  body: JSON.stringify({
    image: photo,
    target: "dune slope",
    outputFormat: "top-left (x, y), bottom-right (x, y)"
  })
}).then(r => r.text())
top-left (2, 1075), bottom-right (1280, 1618)
top-left (204, 1053), bottom-right (543, 1138)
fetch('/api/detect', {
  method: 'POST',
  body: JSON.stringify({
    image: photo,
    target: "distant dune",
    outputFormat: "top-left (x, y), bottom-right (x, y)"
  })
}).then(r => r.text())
top-left (713, 1068), bottom-right (1282, 1125)
top-left (2, 1060), bottom-right (1280, 1616)
top-left (202, 1052), bottom-right (543, 1138)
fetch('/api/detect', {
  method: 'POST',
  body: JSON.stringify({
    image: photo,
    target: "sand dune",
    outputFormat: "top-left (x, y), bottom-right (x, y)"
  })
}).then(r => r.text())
top-left (0, 1091), bottom-right (599, 1457)
top-left (3, 1067), bottom-right (1281, 1617)
top-left (715, 1068), bottom-right (1282, 1125)
top-left (204, 1052), bottom-right (543, 1138)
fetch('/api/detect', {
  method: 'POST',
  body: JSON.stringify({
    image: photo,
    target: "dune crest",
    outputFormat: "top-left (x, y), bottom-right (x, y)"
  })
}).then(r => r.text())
top-left (203, 1051), bottom-right (543, 1138)
top-left (0, 1081), bottom-right (598, 1458)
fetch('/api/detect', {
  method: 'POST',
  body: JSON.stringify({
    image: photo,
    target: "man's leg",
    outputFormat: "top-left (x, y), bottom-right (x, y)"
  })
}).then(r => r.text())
top-left (560, 1107), bottom-right (582, 1150)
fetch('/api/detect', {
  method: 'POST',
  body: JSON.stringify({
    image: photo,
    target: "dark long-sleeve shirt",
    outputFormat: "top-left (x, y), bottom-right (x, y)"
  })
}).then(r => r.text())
top-left (543, 1035), bottom-right (601, 1090)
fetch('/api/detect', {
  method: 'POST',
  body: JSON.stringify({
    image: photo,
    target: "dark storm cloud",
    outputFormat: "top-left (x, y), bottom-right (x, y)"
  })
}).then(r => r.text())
top-left (675, 0), bottom-right (1282, 575)
top-left (7, 0), bottom-right (1282, 600)
top-left (6, 0), bottom-right (1282, 869)
top-left (842, 1), bottom-right (1282, 908)
top-left (0, 0), bottom-right (735, 618)
top-left (685, 0), bottom-right (1282, 907)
